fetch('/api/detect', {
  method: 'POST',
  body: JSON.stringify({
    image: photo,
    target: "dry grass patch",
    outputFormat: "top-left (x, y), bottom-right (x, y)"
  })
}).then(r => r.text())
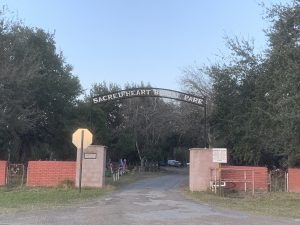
top-left (184, 189), bottom-right (300, 218)
top-left (0, 186), bottom-right (108, 213)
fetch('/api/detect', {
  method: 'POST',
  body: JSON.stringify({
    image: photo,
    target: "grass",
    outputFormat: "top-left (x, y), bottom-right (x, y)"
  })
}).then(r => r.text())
top-left (184, 189), bottom-right (300, 218)
top-left (0, 186), bottom-right (109, 213)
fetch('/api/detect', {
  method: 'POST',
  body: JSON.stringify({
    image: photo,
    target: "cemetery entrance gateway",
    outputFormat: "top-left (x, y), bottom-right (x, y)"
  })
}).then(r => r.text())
top-left (92, 87), bottom-right (207, 147)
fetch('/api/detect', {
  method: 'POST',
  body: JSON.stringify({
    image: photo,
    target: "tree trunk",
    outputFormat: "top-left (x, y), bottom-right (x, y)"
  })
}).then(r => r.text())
top-left (135, 141), bottom-right (143, 167)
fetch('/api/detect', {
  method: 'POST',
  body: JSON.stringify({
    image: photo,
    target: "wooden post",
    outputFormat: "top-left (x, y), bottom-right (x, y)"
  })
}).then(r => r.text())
top-left (244, 171), bottom-right (247, 192)
top-left (79, 130), bottom-right (84, 193)
top-left (214, 168), bottom-right (217, 194)
top-left (286, 172), bottom-right (289, 192)
top-left (219, 165), bottom-right (222, 196)
top-left (252, 170), bottom-right (255, 196)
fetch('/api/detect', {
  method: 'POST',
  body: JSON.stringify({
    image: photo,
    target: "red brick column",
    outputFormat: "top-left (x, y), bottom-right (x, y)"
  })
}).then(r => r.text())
top-left (0, 161), bottom-right (6, 186)
top-left (189, 148), bottom-right (219, 192)
top-left (288, 168), bottom-right (300, 192)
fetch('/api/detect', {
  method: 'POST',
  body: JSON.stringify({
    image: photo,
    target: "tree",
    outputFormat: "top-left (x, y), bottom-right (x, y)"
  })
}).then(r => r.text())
top-left (0, 13), bottom-right (81, 161)
top-left (86, 82), bottom-right (138, 162)
top-left (86, 82), bottom-right (209, 165)
top-left (180, 1), bottom-right (300, 168)
top-left (261, 0), bottom-right (300, 166)
top-left (120, 86), bottom-right (174, 165)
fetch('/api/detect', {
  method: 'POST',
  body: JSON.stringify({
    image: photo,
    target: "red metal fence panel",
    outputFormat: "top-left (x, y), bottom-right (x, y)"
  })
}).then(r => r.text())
top-left (221, 166), bottom-right (268, 192)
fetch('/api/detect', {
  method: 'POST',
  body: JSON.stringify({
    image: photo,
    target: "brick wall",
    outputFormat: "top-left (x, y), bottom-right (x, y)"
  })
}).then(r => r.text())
top-left (27, 161), bottom-right (76, 187)
top-left (221, 166), bottom-right (268, 191)
top-left (288, 168), bottom-right (300, 192)
top-left (0, 161), bottom-right (6, 186)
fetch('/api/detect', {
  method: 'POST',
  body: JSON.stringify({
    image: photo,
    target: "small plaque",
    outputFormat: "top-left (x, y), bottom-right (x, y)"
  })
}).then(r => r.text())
top-left (212, 148), bottom-right (227, 163)
top-left (84, 153), bottom-right (97, 159)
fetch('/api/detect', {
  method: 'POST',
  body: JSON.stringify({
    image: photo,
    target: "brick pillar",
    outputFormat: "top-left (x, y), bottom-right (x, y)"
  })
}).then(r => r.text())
top-left (76, 145), bottom-right (107, 188)
top-left (189, 148), bottom-right (219, 192)
top-left (0, 161), bottom-right (6, 186)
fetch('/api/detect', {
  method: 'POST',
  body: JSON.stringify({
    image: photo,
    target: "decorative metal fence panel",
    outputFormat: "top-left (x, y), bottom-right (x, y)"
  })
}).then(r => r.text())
top-left (6, 163), bottom-right (27, 187)
top-left (268, 169), bottom-right (287, 192)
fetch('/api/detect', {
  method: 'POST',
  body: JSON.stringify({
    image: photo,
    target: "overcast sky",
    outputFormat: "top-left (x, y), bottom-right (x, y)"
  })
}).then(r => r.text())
top-left (2, 0), bottom-right (289, 92)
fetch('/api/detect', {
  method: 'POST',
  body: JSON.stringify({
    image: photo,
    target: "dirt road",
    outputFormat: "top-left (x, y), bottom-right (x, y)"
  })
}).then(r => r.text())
top-left (0, 170), bottom-right (299, 225)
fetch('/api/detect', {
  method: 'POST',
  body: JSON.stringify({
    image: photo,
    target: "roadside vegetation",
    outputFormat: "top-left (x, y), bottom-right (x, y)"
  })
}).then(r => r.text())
top-left (0, 186), bottom-right (108, 213)
top-left (185, 190), bottom-right (300, 218)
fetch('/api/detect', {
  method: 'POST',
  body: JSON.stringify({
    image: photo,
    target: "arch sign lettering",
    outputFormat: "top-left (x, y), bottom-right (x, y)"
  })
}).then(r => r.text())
top-left (92, 88), bottom-right (205, 107)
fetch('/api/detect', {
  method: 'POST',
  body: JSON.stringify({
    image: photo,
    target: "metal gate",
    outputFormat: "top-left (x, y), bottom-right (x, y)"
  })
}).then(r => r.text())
top-left (269, 169), bottom-right (287, 192)
top-left (6, 163), bottom-right (27, 187)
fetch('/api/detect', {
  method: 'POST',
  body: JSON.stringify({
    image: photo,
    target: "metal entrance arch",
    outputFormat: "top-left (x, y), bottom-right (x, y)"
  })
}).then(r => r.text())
top-left (92, 87), bottom-right (208, 147)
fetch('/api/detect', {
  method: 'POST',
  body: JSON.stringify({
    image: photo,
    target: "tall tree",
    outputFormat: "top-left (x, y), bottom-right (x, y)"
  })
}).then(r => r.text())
top-left (0, 14), bottom-right (81, 161)
top-left (261, 0), bottom-right (300, 166)
top-left (180, 1), bottom-right (300, 168)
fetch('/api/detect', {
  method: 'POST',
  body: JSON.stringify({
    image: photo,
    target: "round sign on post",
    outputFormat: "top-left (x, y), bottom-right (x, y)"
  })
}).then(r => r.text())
top-left (72, 128), bottom-right (93, 193)
top-left (72, 128), bottom-right (93, 149)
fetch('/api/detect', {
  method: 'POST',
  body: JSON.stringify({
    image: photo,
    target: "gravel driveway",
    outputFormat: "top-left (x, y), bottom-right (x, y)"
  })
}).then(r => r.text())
top-left (0, 169), bottom-right (299, 225)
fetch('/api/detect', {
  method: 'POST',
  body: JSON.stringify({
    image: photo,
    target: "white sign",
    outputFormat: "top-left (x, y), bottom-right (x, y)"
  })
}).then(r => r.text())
top-left (212, 148), bottom-right (227, 163)
top-left (84, 153), bottom-right (97, 159)
top-left (72, 128), bottom-right (93, 149)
